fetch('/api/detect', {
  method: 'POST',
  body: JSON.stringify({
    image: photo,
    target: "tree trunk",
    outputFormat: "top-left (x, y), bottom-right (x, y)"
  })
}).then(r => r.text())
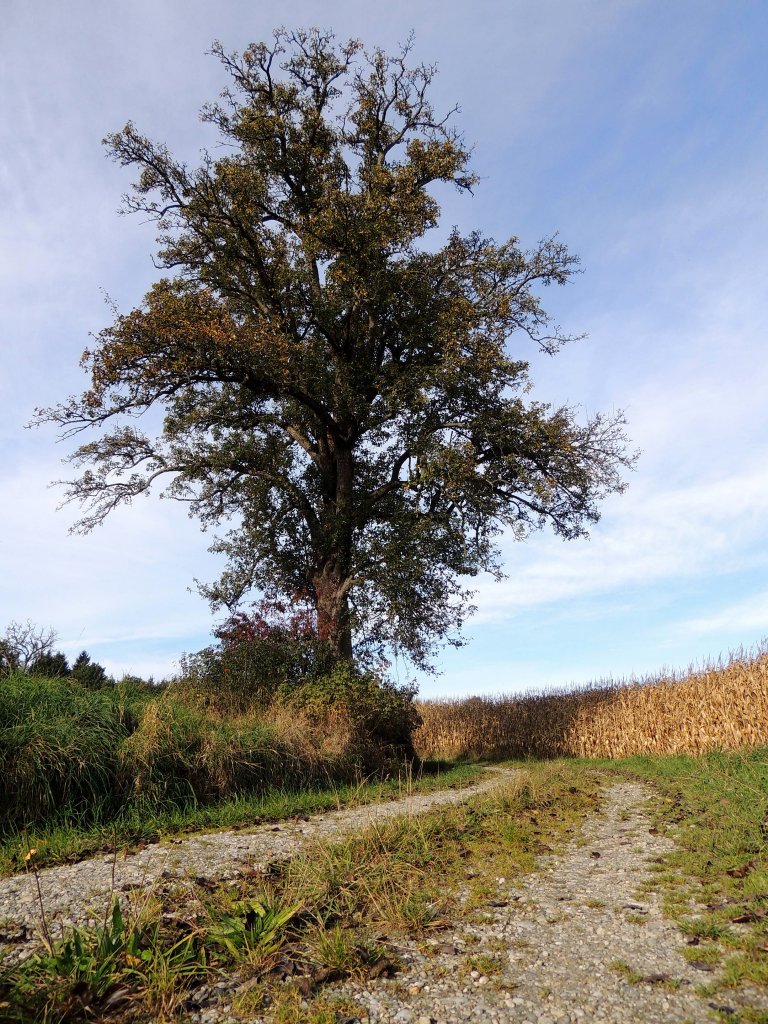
top-left (312, 436), bottom-right (355, 662)
top-left (313, 561), bottom-right (353, 661)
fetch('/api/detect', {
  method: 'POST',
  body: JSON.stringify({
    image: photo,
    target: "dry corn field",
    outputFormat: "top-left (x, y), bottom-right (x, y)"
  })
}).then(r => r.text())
top-left (413, 645), bottom-right (768, 760)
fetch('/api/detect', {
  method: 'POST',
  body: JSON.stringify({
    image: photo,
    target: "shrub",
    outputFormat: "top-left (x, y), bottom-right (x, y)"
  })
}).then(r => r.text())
top-left (281, 662), bottom-right (421, 770)
top-left (0, 664), bottom-right (421, 836)
top-left (177, 599), bottom-right (421, 770)
top-left (178, 597), bottom-right (328, 712)
top-left (118, 688), bottom-right (369, 804)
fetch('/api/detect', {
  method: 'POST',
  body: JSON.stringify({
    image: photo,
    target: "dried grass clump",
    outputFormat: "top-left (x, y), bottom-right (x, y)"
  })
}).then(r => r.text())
top-left (119, 691), bottom-right (388, 810)
top-left (414, 644), bottom-right (768, 761)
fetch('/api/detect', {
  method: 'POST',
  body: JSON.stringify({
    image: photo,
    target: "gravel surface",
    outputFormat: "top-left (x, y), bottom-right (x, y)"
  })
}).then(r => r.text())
top-left (2, 775), bottom-right (761, 1022)
top-left (0, 771), bottom-right (512, 950)
top-left (325, 782), bottom-right (729, 1024)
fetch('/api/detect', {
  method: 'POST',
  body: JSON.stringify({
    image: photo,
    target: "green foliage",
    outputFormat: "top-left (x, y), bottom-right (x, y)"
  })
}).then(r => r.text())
top-left (28, 651), bottom-right (70, 678)
top-left (39, 900), bottom-right (141, 993)
top-left (71, 651), bottom-right (109, 689)
top-left (285, 661), bottom-right (420, 759)
top-left (207, 898), bottom-right (300, 960)
top-left (5, 897), bottom-right (207, 1022)
top-left (178, 605), bottom-right (326, 712)
top-left (0, 675), bottom-right (148, 828)
top-left (37, 28), bottom-right (634, 669)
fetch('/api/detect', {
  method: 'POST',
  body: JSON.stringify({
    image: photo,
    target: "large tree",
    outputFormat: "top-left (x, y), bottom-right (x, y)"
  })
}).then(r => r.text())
top-left (39, 29), bottom-right (634, 669)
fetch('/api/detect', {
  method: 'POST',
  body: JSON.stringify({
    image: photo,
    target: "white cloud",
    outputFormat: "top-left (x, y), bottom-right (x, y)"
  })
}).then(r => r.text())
top-left (0, 455), bottom-right (222, 673)
top-left (472, 464), bottom-right (768, 621)
top-left (675, 593), bottom-right (768, 640)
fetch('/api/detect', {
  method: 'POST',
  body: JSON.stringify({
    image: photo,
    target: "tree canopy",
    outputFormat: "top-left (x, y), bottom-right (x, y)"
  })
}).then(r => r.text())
top-left (38, 28), bottom-right (635, 670)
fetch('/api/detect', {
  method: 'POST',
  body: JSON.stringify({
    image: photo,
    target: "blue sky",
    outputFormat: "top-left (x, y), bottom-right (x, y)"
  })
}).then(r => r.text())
top-left (2, 0), bottom-right (767, 696)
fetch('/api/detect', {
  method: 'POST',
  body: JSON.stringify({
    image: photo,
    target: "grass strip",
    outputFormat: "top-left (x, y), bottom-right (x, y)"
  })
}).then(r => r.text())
top-left (0, 763), bottom-right (481, 878)
top-left (606, 747), bottom-right (768, 1021)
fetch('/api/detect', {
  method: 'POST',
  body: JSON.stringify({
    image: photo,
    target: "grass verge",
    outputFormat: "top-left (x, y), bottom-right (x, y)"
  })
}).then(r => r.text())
top-left (0, 763), bottom-right (481, 878)
top-left (0, 671), bottom-right (425, 866)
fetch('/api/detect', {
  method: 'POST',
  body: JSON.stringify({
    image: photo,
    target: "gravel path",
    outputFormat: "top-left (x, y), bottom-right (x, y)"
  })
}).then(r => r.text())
top-left (326, 782), bottom-right (728, 1024)
top-left (0, 770), bottom-right (513, 948)
top-left (2, 775), bottom-right (759, 1022)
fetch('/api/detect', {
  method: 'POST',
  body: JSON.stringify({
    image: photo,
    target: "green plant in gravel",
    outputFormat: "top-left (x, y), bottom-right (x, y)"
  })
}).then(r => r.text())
top-left (397, 890), bottom-right (444, 930)
top-left (609, 959), bottom-right (645, 984)
top-left (719, 1012), bottom-right (768, 1024)
top-left (680, 918), bottom-right (734, 942)
top-left (464, 953), bottom-right (504, 976)
top-left (0, 898), bottom-right (208, 1023)
top-left (283, 811), bottom-right (465, 932)
top-left (305, 923), bottom-right (390, 979)
top-left (207, 898), bottom-right (300, 962)
top-left (305, 924), bottom-right (358, 976)
top-left (681, 944), bottom-right (722, 966)
top-left (624, 912), bottom-right (647, 926)
top-left (254, 987), bottom-right (367, 1024)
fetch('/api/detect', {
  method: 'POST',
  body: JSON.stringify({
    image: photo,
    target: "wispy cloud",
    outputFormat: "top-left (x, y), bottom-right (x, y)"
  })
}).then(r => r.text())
top-left (472, 464), bottom-right (768, 621)
top-left (675, 593), bottom-right (768, 640)
top-left (0, 457), bottom-right (221, 672)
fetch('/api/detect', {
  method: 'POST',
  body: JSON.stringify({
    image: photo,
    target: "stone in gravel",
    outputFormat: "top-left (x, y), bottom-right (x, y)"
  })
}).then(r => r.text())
top-left (688, 960), bottom-right (717, 971)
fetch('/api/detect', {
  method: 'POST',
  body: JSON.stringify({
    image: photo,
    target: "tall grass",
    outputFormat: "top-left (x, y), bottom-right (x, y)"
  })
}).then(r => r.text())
top-left (414, 644), bottom-right (768, 761)
top-left (0, 676), bottom-right (152, 827)
top-left (0, 671), bottom-right (415, 839)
